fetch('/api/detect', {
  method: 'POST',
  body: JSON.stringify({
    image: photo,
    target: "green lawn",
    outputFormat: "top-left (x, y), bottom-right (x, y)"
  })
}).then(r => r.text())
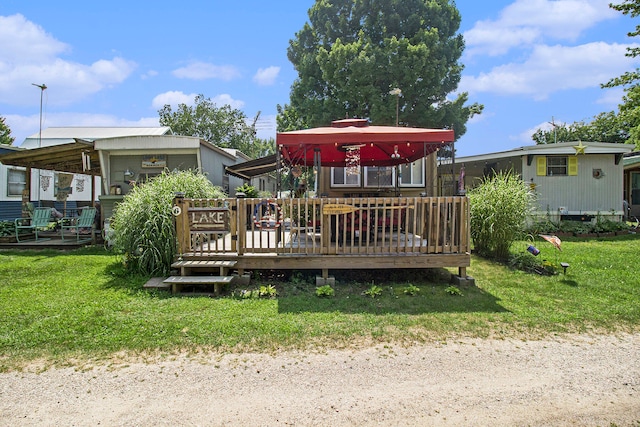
top-left (1, 235), bottom-right (638, 370)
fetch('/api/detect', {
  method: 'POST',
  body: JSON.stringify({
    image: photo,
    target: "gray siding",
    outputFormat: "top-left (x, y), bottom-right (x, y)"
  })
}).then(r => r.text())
top-left (524, 154), bottom-right (623, 214)
top-left (200, 149), bottom-right (245, 195)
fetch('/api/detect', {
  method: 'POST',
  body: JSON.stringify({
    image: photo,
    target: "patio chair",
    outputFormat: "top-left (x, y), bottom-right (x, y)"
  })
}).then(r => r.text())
top-left (60, 207), bottom-right (97, 242)
top-left (15, 207), bottom-right (53, 242)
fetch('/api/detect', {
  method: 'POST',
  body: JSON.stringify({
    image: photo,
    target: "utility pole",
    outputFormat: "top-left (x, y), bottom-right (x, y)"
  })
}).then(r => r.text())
top-left (389, 88), bottom-right (402, 126)
top-left (389, 88), bottom-right (402, 195)
top-left (32, 83), bottom-right (47, 205)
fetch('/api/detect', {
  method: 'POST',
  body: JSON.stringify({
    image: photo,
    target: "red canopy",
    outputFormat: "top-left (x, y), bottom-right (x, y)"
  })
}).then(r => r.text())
top-left (277, 119), bottom-right (455, 167)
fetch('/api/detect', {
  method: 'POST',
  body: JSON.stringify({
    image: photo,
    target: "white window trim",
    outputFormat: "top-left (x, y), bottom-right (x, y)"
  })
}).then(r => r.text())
top-left (399, 159), bottom-right (425, 187)
top-left (7, 168), bottom-right (27, 197)
top-left (363, 166), bottom-right (396, 188)
top-left (547, 156), bottom-right (568, 176)
top-left (331, 167), bottom-right (362, 187)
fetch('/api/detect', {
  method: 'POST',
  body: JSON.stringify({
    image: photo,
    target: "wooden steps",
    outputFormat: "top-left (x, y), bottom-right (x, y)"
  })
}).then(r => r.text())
top-left (171, 259), bottom-right (237, 276)
top-left (163, 275), bottom-right (234, 295)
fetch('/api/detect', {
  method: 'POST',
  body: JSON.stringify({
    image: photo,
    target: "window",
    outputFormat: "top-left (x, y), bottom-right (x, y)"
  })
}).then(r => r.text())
top-left (7, 168), bottom-right (26, 197)
top-left (547, 156), bottom-right (567, 176)
top-left (364, 166), bottom-right (395, 187)
top-left (331, 165), bottom-right (411, 188)
top-left (331, 167), bottom-right (361, 187)
top-left (399, 159), bottom-right (425, 187)
top-left (537, 156), bottom-right (578, 176)
top-left (632, 172), bottom-right (640, 206)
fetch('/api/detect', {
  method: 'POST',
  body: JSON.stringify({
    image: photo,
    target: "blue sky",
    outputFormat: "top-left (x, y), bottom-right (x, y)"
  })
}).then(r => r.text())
top-left (1, 0), bottom-right (638, 157)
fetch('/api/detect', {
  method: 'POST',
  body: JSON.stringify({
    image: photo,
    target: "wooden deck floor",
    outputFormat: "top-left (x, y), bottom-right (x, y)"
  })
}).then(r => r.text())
top-left (0, 231), bottom-right (100, 250)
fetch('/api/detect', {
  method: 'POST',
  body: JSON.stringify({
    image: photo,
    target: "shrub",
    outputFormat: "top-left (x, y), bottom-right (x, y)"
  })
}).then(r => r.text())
top-left (110, 169), bottom-right (226, 275)
top-left (508, 252), bottom-right (542, 273)
top-left (315, 285), bottom-right (335, 298)
top-left (0, 221), bottom-right (14, 237)
top-left (593, 212), bottom-right (629, 233)
top-left (258, 284), bottom-right (278, 298)
top-left (468, 170), bottom-right (535, 260)
top-left (363, 284), bottom-right (383, 298)
top-left (235, 183), bottom-right (259, 198)
top-left (402, 284), bottom-right (420, 296)
top-left (444, 285), bottom-right (463, 296)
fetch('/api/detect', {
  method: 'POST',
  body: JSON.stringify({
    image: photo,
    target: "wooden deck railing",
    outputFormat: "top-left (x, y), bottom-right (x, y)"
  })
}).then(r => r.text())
top-left (173, 196), bottom-right (470, 257)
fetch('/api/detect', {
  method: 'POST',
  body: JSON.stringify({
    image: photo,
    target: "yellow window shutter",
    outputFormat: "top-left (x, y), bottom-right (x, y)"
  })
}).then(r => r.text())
top-left (536, 157), bottom-right (546, 176)
top-left (568, 156), bottom-right (578, 176)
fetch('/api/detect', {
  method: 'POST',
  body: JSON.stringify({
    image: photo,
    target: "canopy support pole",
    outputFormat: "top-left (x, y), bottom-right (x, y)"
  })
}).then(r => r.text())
top-left (314, 148), bottom-right (321, 197)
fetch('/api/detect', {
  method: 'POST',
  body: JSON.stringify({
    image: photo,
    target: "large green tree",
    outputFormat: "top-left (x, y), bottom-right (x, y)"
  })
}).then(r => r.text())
top-left (532, 0), bottom-right (640, 149)
top-left (600, 0), bottom-right (640, 149)
top-left (0, 116), bottom-right (14, 145)
top-left (283, 0), bottom-right (482, 137)
top-left (158, 94), bottom-right (274, 159)
top-left (531, 111), bottom-right (628, 144)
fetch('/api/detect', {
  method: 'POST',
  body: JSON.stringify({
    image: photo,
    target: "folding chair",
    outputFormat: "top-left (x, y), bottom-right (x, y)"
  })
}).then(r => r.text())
top-left (15, 207), bottom-right (53, 242)
top-left (60, 207), bottom-right (97, 242)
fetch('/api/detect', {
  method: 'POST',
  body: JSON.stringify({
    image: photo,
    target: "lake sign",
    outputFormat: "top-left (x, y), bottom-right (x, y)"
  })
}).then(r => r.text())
top-left (189, 207), bottom-right (230, 232)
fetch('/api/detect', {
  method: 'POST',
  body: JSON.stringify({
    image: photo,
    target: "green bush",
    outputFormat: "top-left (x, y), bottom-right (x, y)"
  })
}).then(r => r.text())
top-left (110, 169), bottom-right (226, 275)
top-left (315, 285), bottom-right (335, 298)
top-left (0, 221), bottom-right (14, 237)
top-left (468, 170), bottom-right (535, 260)
top-left (235, 183), bottom-right (259, 198)
top-left (594, 212), bottom-right (629, 233)
top-left (363, 284), bottom-right (383, 298)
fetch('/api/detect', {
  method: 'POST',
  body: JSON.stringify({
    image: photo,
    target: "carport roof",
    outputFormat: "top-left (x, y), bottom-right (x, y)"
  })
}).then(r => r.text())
top-left (0, 139), bottom-right (101, 176)
top-left (225, 154), bottom-right (279, 180)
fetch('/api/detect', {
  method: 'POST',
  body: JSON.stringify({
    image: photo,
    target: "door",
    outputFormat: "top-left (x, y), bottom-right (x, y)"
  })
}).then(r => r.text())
top-left (631, 172), bottom-right (640, 217)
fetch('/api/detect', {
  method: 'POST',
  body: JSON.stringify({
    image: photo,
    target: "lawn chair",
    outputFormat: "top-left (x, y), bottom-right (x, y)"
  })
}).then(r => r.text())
top-left (60, 207), bottom-right (97, 242)
top-left (15, 207), bottom-right (53, 242)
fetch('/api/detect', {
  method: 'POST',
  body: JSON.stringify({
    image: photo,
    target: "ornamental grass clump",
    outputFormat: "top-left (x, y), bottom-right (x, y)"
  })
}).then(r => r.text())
top-left (110, 169), bottom-right (226, 275)
top-left (468, 170), bottom-right (535, 260)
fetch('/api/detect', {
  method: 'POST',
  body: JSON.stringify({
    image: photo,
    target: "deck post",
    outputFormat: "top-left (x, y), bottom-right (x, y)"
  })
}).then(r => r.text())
top-left (236, 194), bottom-right (246, 255)
top-left (173, 193), bottom-right (189, 255)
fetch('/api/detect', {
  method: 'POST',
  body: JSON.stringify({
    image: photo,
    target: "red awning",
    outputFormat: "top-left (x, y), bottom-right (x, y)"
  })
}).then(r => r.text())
top-left (277, 119), bottom-right (455, 167)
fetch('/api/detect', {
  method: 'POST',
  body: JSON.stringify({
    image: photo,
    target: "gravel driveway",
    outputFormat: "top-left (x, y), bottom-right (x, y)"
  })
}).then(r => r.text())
top-left (1, 333), bottom-right (638, 426)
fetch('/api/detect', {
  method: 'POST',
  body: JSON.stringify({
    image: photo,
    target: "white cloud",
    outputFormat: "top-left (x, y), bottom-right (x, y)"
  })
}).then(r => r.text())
top-left (212, 94), bottom-right (245, 109)
top-left (460, 42), bottom-right (638, 99)
top-left (0, 14), bottom-right (69, 61)
top-left (595, 87), bottom-right (624, 107)
top-left (141, 70), bottom-right (158, 80)
top-left (254, 114), bottom-right (277, 140)
top-left (0, 14), bottom-right (136, 107)
top-left (516, 120), bottom-right (558, 143)
top-left (172, 61), bottom-right (240, 80)
top-left (464, 0), bottom-right (617, 57)
top-left (253, 66), bottom-right (280, 86)
top-left (151, 91), bottom-right (245, 110)
top-left (151, 91), bottom-right (198, 109)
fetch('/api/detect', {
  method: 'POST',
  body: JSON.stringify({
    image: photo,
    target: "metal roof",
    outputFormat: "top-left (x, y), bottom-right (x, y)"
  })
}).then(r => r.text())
top-left (20, 127), bottom-right (172, 148)
top-left (454, 141), bottom-right (634, 164)
top-left (624, 152), bottom-right (640, 168)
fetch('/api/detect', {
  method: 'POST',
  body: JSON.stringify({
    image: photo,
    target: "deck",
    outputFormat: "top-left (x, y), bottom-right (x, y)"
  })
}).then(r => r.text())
top-left (173, 196), bottom-right (471, 280)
